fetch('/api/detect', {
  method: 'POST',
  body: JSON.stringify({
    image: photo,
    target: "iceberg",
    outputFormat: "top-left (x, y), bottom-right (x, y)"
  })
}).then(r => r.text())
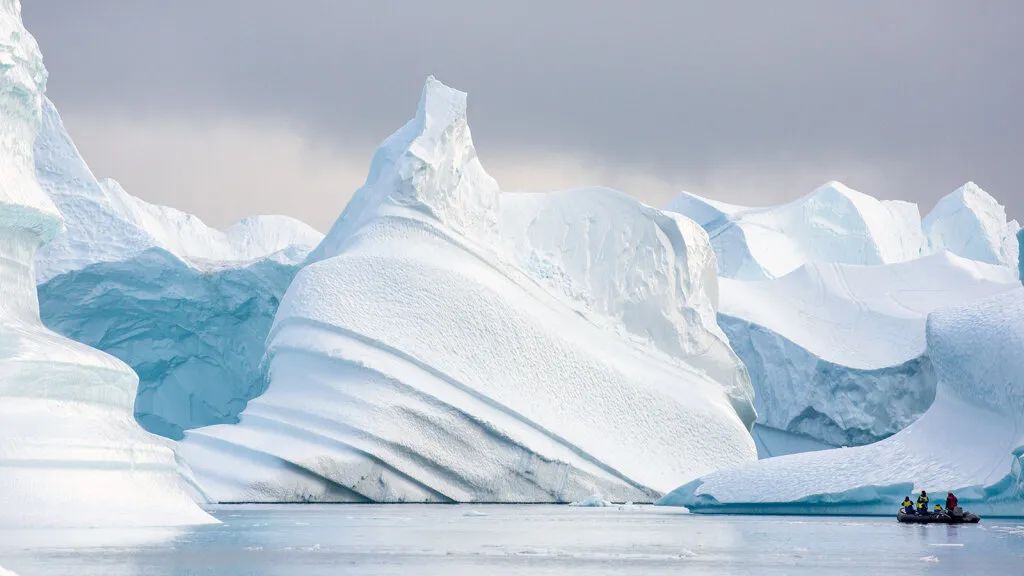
top-left (659, 286), bottom-right (1024, 516)
top-left (180, 77), bottom-right (757, 503)
top-left (666, 182), bottom-right (926, 281)
top-left (721, 254), bottom-right (1018, 455)
top-left (924, 181), bottom-right (1020, 268)
top-left (33, 100), bottom-right (323, 438)
top-left (0, 0), bottom-right (213, 527)
top-left (668, 186), bottom-right (1021, 456)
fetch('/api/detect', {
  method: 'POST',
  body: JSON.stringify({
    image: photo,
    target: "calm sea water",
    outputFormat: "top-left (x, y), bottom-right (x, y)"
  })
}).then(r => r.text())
top-left (2, 504), bottom-right (1023, 575)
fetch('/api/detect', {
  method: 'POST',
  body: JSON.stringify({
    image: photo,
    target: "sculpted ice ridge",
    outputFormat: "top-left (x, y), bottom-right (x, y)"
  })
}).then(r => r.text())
top-left (667, 181), bottom-right (926, 281)
top-left (180, 77), bottom-right (757, 503)
top-left (660, 287), bottom-right (1024, 516)
top-left (668, 184), bottom-right (1021, 456)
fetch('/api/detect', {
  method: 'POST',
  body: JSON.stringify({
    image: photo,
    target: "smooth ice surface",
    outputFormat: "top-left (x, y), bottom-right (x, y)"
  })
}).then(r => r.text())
top-left (666, 182), bottom-right (925, 281)
top-left (721, 253), bottom-right (1017, 451)
top-left (2, 505), bottom-right (1023, 575)
top-left (0, 0), bottom-right (213, 528)
top-left (181, 77), bottom-right (756, 503)
top-left (924, 182), bottom-right (1020, 268)
top-left (32, 98), bottom-right (323, 438)
top-left (660, 288), bottom-right (1024, 516)
top-left (668, 186), bottom-right (1021, 454)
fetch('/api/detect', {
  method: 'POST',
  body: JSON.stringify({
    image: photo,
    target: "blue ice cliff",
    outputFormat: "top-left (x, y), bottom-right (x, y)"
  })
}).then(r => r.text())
top-left (178, 77), bottom-right (758, 503)
top-left (33, 99), bottom-right (323, 439)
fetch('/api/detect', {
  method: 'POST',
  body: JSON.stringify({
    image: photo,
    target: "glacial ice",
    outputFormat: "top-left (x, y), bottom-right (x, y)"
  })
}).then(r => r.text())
top-left (722, 254), bottom-right (1018, 453)
top-left (0, 0), bottom-right (213, 527)
top-left (667, 182), bottom-right (926, 281)
top-left (668, 187), bottom-right (1021, 455)
top-left (924, 181), bottom-right (1020, 268)
top-left (659, 287), bottom-right (1024, 516)
top-left (33, 99), bottom-right (323, 438)
top-left (180, 76), bottom-right (757, 503)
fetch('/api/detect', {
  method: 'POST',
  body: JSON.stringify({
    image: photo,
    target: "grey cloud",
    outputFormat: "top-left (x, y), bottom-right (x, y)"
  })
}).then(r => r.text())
top-left (23, 0), bottom-right (1024, 227)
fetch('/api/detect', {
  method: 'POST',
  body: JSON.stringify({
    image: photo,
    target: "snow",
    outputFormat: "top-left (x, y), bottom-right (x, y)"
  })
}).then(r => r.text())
top-left (722, 253), bottom-right (1018, 453)
top-left (180, 76), bottom-right (757, 503)
top-left (668, 184), bottom-right (1021, 455)
top-left (0, 0), bottom-right (62, 242)
top-left (924, 181), bottom-right (1020, 268)
top-left (32, 97), bottom-right (323, 438)
top-left (34, 99), bottom-right (322, 283)
top-left (666, 182), bottom-right (926, 280)
top-left (0, 0), bottom-right (214, 527)
top-left (659, 287), bottom-right (1024, 516)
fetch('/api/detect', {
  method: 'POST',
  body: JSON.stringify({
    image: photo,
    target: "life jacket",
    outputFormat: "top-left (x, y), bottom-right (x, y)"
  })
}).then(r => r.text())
top-left (934, 505), bottom-right (942, 512)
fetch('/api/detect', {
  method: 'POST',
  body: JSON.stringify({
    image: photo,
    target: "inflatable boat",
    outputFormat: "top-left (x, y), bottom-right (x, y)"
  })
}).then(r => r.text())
top-left (897, 508), bottom-right (980, 524)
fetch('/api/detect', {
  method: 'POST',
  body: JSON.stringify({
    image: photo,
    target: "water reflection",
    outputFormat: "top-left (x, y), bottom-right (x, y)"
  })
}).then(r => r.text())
top-left (1, 505), bottom-right (1021, 576)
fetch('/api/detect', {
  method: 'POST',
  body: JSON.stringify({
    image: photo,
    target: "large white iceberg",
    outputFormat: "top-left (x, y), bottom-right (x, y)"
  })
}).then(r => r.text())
top-left (660, 287), bottom-right (1024, 516)
top-left (180, 77), bottom-right (757, 503)
top-left (33, 99), bottom-right (323, 438)
top-left (721, 254), bottom-right (1017, 455)
top-left (0, 0), bottom-right (213, 527)
top-left (668, 186), bottom-right (1021, 456)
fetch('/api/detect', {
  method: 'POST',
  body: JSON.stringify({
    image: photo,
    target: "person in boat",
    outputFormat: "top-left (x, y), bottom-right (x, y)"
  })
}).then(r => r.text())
top-left (901, 496), bottom-right (916, 514)
top-left (917, 490), bottom-right (929, 510)
top-left (946, 492), bottom-right (958, 511)
top-left (934, 504), bottom-right (944, 514)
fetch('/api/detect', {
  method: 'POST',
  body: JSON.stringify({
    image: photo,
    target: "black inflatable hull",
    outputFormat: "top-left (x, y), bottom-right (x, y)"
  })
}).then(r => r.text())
top-left (897, 511), bottom-right (980, 524)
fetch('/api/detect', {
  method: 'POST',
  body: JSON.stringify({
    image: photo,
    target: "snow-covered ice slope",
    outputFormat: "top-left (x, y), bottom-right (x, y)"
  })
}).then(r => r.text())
top-left (667, 185), bottom-right (1021, 456)
top-left (924, 181), bottom-right (1020, 268)
top-left (180, 77), bottom-right (757, 503)
top-left (0, 0), bottom-right (213, 527)
top-left (33, 99), bottom-right (323, 439)
top-left (721, 254), bottom-right (1017, 455)
top-left (660, 286), bottom-right (1024, 516)
top-left (33, 100), bottom-right (323, 283)
top-left (666, 182), bottom-right (925, 281)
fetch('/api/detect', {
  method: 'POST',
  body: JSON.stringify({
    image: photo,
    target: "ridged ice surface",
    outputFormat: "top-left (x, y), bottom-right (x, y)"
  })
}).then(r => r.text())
top-left (180, 77), bottom-right (757, 503)
top-left (32, 99), bottom-right (323, 438)
top-left (660, 287), bottom-right (1024, 516)
top-left (0, 0), bottom-right (213, 527)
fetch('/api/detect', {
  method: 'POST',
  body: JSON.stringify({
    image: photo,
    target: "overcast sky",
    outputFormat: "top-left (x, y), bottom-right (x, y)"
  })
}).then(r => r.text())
top-left (24, 1), bottom-right (1024, 231)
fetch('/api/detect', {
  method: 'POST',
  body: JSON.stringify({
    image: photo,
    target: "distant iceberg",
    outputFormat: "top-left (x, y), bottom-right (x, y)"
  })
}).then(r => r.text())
top-left (720, 253), bottom-right (1017, 455)
top-left (0, 0), bottom-right (213, 527)
top-left (924, 181), bottom-right (1020, 268)
top-left (668, 184), bottom-right (1021, 456)
top-left (33, 99), bottom-right (322, 439)
top-left (659, 287), bottom-right (1024, 515)
top-left (180, 77), bottom-right (757, 503)
top-left (667, 182), bottom-right (926, 281)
